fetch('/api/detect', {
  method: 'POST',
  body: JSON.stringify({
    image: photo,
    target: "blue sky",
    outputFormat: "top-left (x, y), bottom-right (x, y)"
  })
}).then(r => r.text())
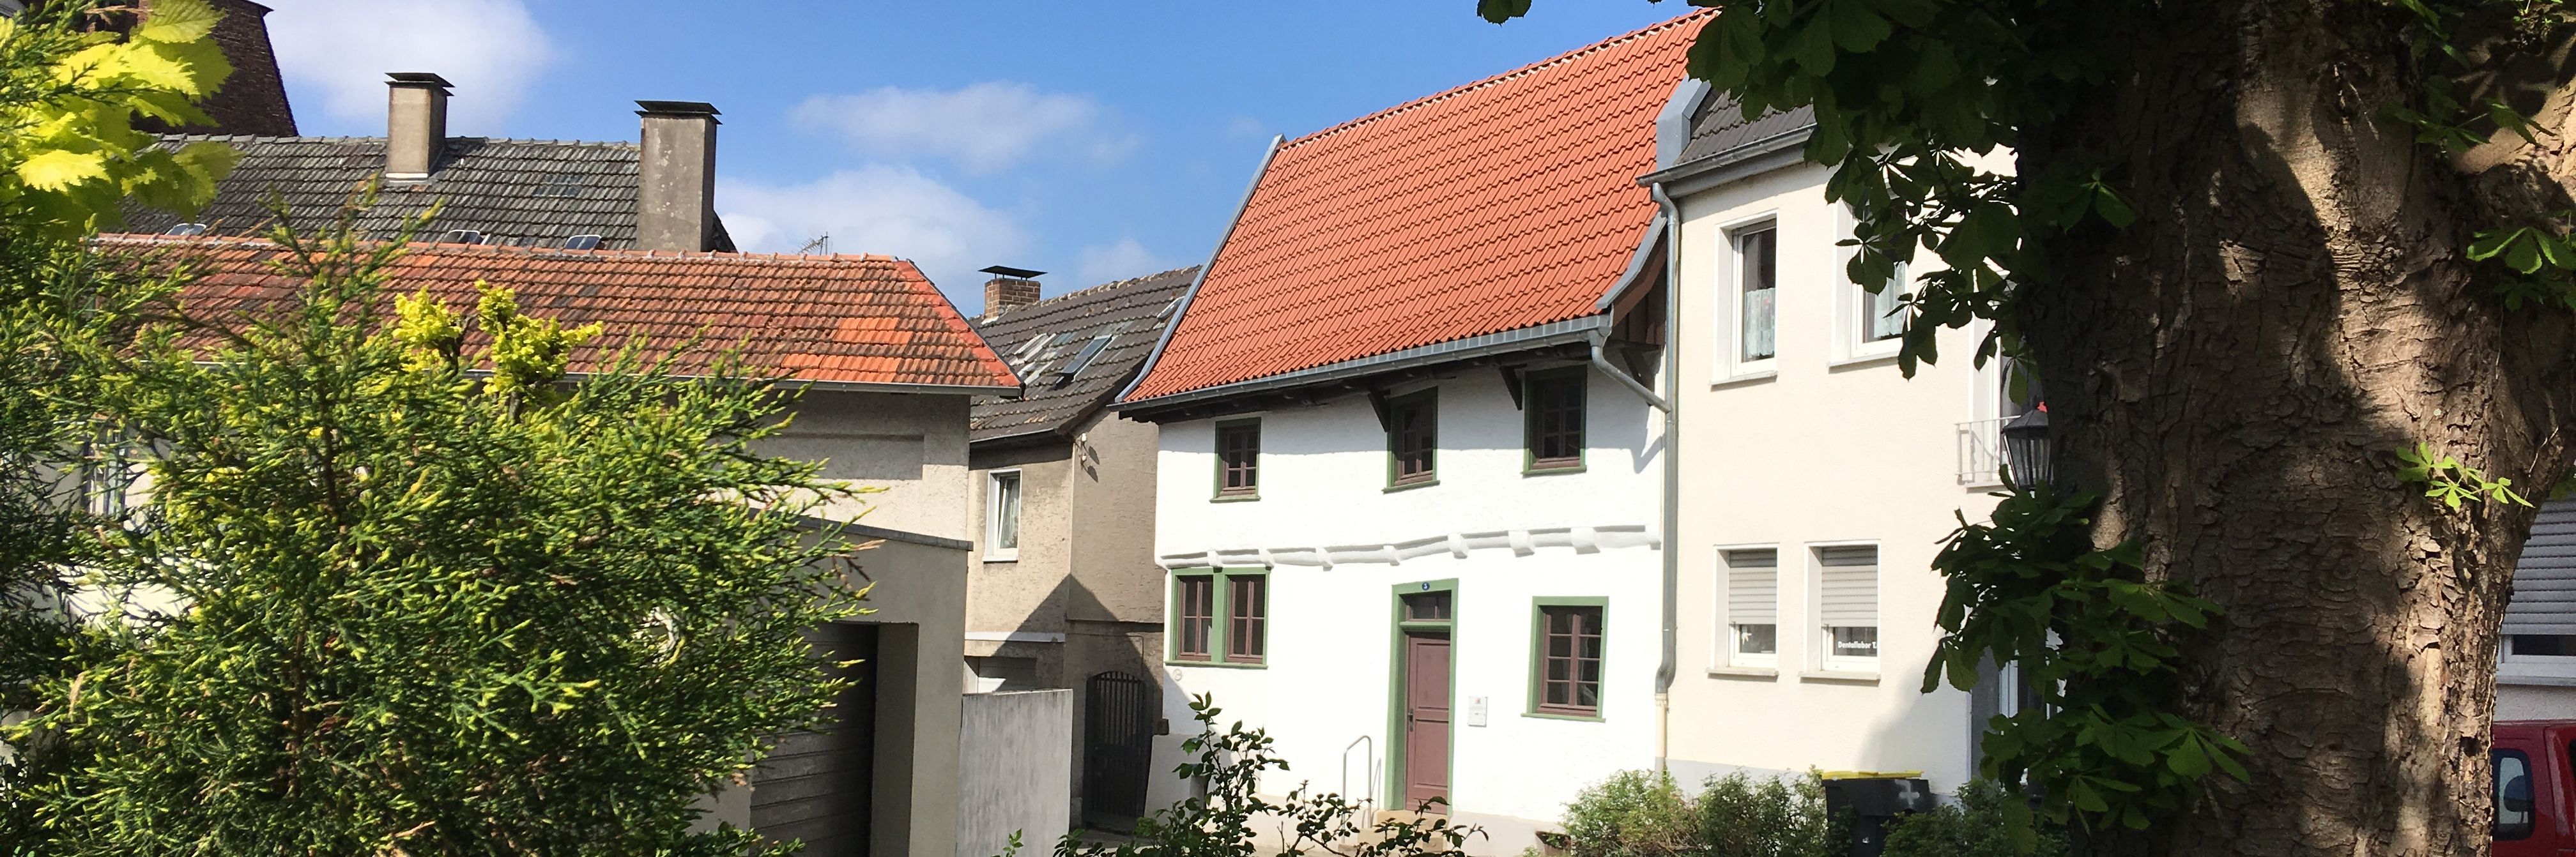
top-left (259, 1), bottom-right (1689, 311)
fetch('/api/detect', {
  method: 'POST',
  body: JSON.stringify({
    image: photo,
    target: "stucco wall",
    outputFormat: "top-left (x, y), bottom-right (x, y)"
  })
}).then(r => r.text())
top-left (958, 690), bottom-right (1075, 857)
top-left (767, 390), bottom-right (974, 542)
top-left (1069, 414), bottom-right (1165, 625)
top-left (965, 443), bottom-right (1077, 641)
top-left (1151, 366), bottom-right (1663, 849)
top-left (1664, 158), bottom-right (2004, 790)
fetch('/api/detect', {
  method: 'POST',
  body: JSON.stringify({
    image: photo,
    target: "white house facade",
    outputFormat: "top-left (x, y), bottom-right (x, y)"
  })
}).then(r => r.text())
top-left (1143, 363), bottom-right (1666, 844)
top-left (1114, 17), bottom-right (1703, 851)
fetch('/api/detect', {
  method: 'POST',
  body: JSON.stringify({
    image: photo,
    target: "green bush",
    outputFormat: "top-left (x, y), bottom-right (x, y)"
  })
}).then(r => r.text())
top-left (1559, 770), bottom-right (1834, 857)
top-left (1698, 773), bottom-right (1834, 857)
top-left (1561, 771), bottom-right (1698, 857)
top-left (1880, 780), bottom-right (2069, 857)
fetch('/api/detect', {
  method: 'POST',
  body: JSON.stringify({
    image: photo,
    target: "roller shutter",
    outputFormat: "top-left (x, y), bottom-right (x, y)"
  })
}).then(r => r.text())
top-left (2509, 502), bottom-right (2576, 635)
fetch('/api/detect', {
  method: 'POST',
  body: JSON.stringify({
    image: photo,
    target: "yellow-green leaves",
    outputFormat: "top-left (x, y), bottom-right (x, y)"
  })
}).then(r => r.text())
top-left (17, 148), bottom-right (106, 192)
top-left (0, 0), bottom-right (238, 239)
top-left (393, 287), bottom-right (463, 372)
top-left (135, 0), bottom-right (224, 45)
top-left (475, 280), bottom-right (604, 398)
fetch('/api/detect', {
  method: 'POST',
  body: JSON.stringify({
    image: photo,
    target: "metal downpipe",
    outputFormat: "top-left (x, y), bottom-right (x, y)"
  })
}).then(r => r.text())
top-left (1648, 181), bottom-right (1683, 775)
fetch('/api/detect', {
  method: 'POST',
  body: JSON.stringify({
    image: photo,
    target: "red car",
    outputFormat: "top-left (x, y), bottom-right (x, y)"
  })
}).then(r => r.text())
top-left (2496, 720), bottom-right (2576, 854)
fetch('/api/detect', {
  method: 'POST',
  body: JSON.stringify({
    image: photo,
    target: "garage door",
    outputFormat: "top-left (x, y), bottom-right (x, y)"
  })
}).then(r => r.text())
top-left (752, 621), bottom-right (880, 856)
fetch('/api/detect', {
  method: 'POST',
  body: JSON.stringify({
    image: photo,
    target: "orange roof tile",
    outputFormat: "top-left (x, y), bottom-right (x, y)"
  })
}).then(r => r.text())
top-left (1123, 14), bottom-right (1701, 402)
top-left (98, 234), bottom-right (1020, 391)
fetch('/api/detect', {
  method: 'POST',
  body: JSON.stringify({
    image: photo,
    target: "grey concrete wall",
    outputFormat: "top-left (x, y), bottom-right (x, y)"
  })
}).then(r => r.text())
top-left (767, 390), bottom-right (974, 542)
top-left (958, 690), bottom-right (1074, 857)
top-left (850, 536), bottom-right (972, 857)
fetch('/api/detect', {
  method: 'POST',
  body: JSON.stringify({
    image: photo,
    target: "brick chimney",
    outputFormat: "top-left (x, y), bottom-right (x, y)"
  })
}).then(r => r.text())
top-left (635, 100), bottom-right (719, 252)
top-left (981, 265), bottom-right (1045, 319)
top-left (383, 72), bottom-right (450, 182)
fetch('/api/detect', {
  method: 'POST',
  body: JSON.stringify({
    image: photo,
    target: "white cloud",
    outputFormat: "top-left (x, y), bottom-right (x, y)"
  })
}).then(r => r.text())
top-left (262, 0), bottom-right (556, 132)
top-left (1073, 238), bottom-right (1179, 285)
top-left (719, 166), bottom-right (1029, 298)
top-left (790, 82), bottom-right (1138, 174)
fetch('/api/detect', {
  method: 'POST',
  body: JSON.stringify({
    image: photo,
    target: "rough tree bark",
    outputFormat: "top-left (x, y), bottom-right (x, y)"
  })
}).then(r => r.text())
top-left (2018, 1), bottom-right (2576, 853)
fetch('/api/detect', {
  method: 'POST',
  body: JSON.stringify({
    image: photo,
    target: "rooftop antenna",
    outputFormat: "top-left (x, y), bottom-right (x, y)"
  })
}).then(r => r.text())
top-left (797, 232), bottom-right (831, 255)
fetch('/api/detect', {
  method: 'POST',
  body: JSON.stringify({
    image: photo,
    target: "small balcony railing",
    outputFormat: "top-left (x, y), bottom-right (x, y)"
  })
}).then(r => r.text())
top-left (1956, 418), bottom-right (2005, 486)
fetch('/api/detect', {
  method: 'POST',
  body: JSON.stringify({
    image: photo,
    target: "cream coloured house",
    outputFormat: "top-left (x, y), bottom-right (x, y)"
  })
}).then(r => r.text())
top-left (1642, 96), bottom-right (2027, 788)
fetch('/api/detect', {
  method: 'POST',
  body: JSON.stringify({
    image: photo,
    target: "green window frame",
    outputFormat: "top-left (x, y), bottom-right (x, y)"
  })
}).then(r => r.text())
top-left (1527, 596), bottom-right (1607, 721)
top-left (1167, 568), bottom-right (1268, 667)
top-left (1522, 367), bottom-right (1586, 474)
top-left (1213, 418), bottom-right (1261, 501)
top-left (1384, 388), bottom-right (1438, 490)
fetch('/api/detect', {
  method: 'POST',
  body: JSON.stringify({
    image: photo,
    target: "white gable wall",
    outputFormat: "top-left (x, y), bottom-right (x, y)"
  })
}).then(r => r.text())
top-left (1149, 363), bottom-right (1662, 849)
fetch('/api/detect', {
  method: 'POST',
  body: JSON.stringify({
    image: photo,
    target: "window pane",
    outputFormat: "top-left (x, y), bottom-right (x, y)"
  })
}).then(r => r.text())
top-left (1831, 626), bottom-right (1880, 658)
top-left (2498, 750), bottom-right (2536, 839)
top-left (1739, 228), bottom-right (1777, 361)
top-left (992, 473), bottom-right (1021, 550)
top-left (1864, 262), bottom-right (1908, 342)
top-left (2514, 634), bottom-right (2576, 656)
top-left (1734, 623), bottom-right (1778, 656)
top-left (1220, 423), bottom-right (1260, 494)
top-left (1229, 576), bottom-right (1266, 661)
top-left (1176, 577), bottom-right (1215, 660)
top-left (1403, 591), bottom-right (1450, 621)
top-left (1392, 395), bottom-right (1437, 481)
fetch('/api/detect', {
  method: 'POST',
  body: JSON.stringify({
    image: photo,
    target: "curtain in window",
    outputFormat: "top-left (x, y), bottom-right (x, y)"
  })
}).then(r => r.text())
top-left (992, 473), bottom-right (1021, 550)
top-left (1866, 262), bottom-right (1908, 342)
top-left (1739, 228), bottom-right (1777, 361)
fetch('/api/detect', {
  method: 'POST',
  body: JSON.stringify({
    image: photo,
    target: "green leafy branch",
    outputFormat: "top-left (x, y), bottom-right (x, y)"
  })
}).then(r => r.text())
top-left (2397, 441), bottom-right (2533, 510)
top-left (1926, 487), bottom-right (2247, 840)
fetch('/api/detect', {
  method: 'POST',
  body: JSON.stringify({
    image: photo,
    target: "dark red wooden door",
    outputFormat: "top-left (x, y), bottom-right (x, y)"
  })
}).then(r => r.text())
top-left (1402, 631), bottom-right (1452, 812)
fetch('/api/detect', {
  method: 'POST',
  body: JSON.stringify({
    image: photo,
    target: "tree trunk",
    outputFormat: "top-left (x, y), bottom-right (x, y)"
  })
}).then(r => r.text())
top-left (2017, 1), bottom-right (2576, 853)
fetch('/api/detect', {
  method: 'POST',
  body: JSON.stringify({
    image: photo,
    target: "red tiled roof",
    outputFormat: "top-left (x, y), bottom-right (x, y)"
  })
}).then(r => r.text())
top-left (1123, 14), bottom-right (1703, 402)
top-left (97, 234), bottom-right (1020, 391)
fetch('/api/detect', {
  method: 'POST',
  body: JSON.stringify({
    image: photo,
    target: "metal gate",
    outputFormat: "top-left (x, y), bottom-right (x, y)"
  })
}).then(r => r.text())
top-left (1083, 671), bottom-right (1157, 829)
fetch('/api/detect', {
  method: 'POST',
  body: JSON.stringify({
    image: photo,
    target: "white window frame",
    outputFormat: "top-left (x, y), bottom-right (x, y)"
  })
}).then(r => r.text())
top-left (1715, 213), bottom-right (1781, 384)
top-left (983, 469), bottom-right (1022, 562)
top-left (1807, 540), bottom-right (1882, 676)
top-left (2501, 633), bottom-right (2576, 682)
top-left (1832, 205), bottom-right (1909, 366)
top-left (1714, 544), bottom-right (1782, 673)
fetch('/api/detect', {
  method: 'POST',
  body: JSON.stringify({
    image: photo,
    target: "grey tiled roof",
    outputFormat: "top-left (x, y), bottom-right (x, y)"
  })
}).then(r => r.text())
top-left (1673, 92), bottom-right (1815, 167)
top-left (970, 267), bottom-right (1198, 444)
top-left (124, 135), bottom-right (735, 252)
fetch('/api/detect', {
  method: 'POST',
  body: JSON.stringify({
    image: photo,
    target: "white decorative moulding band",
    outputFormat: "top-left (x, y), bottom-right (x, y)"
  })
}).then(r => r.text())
top-left (1158, 524), bottom-right (1659, 570)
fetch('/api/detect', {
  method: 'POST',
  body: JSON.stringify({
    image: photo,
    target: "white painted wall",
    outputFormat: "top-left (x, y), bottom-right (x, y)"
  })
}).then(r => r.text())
top-left (1666, 157), bottom-right (2009, 791)
top-left (1151, 364), bottom-right (1663, 849)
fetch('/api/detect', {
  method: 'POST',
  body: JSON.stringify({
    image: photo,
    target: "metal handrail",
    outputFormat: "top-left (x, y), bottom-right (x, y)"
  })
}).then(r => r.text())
top-left (1341, 734), bottom-right (1376, 812)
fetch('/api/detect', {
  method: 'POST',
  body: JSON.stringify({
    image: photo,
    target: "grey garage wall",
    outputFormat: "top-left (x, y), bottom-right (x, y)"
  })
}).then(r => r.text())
top-left (957, 689), bottom-right (1073, 857)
